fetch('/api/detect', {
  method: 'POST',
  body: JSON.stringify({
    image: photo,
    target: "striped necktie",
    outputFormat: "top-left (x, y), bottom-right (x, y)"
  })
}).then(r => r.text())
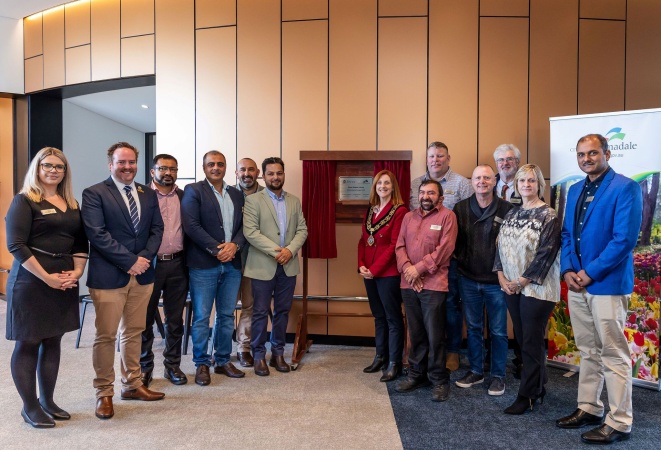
top-left (124, 185), bottom-right (139, 233)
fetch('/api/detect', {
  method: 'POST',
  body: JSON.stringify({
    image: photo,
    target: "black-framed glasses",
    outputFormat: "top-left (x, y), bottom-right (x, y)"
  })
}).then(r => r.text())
top-left (155, 166), bottom-right (179, 173)
top-left (40, 163), bottom-right (66, 173)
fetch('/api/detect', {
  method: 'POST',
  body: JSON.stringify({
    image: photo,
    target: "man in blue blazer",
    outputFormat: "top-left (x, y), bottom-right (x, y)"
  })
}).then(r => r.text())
top-left (181, 151), bottom-right (246, 386)
top-left (556, 134), bottom-right (642, 445)
top-left (82, 142), bottom-right (165, 420)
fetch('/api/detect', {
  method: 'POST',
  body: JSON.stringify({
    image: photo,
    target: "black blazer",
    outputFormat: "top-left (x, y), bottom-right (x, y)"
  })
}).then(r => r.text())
top-left (181, 180), bottom-right (246, 270)
top-left (82, 177), bottom-right (164, 289)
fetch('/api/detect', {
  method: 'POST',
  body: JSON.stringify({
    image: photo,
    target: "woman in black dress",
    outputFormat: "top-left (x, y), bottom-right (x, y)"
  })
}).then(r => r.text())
top-left (5, 147), bottom-right (88, 428)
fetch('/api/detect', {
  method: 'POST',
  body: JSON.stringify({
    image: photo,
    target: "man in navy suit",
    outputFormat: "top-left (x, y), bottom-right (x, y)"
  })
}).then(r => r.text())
top-left (181, 151), bottom-right (246, 386)
top-left (82, 142), bottom-right (165, 420)
top-left (556, 134), bottom-right (642, 445)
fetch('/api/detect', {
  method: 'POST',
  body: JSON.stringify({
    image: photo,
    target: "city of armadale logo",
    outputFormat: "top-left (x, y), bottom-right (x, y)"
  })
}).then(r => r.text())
top-left (605, 127), bottom-right (637, 151)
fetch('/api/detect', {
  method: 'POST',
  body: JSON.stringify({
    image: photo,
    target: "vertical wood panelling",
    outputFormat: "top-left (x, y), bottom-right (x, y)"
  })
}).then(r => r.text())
top-left (195, 0), bottom-right (236, 28)
top-left (378, 0), bottom-right (427, 17)
top-left (65, 0), bottom-right (90, 48)
top-left (480, 0), bottom-right (529, 16)
top-left (578, 20), bottom-right (625, 114)
top-left (626, 0), bottom-right (661, 110)
top-left (428, 0), bottom-right (478, 178)
top-left (328, 224), bottom-right (365, 296)
top-left (156, 0), bottom-right (196, 178)
top-left (529, 0), bottom-right (578, 177)
top-left (196, 27), bottom-right (237, 179)
top-left (121, 0), bottom-right (155, 37)
top-left (478, 18), bottom-right (529, 166)
top-left (378, 17), bottom-right (427, 178)
top-left (91, 0), bottom-right (120, 81)
top-left (65, 45), bottom-right (91, 85)
top-left (43, 7), bottom-right (65, 89)
top-left (283, 0), bottom-right (328, 21)
top-left (237, 0), bottom-right (281, 167)
top-left (120, 35), bottom-right (155, 77)
top-left (24, 56), bottom-right (44, 93)
top-left (0, 98), bottom-right (13, 292)
top-left (287, 300), bottom-right (328, 334)
top-left (580, 0), bottom-right (626, 19)
top-left (24, 14), bottom-right (43, 59)
top-left (329, 0), bottom-right (377, 151)
top-left (328, 301), bottom-right (374, 336)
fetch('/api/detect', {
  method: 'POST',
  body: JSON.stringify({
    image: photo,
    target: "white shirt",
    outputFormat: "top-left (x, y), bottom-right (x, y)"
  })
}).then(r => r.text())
top-left (111, 175), bottom-right (141, 220)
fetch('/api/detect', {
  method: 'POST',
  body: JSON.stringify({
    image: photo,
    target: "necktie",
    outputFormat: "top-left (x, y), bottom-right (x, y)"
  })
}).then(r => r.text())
top-left (124, 185), bottom-right (139, 232)
top-left (501, 184), bottom-right (509, 199)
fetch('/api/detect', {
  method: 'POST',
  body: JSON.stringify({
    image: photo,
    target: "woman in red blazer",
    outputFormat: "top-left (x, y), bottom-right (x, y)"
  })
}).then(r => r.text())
top-left (358, 170), bottom-right (407, 382)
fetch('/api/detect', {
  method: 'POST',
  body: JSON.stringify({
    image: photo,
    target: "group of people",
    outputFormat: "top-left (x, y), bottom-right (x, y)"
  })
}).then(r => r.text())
top-left (5, 143), bottom-right (307, 426)
top-left (358, 135), bottom-right (641, 445)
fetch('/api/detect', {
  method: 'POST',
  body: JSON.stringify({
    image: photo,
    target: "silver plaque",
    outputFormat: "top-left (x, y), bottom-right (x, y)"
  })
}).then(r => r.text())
top-left (338, 176), bottom-right (372, 201)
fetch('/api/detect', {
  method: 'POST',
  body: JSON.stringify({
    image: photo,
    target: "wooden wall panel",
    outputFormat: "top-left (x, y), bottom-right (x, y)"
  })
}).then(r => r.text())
top-left (283, 0), bottom-right (328, 21)
top-left (24, 14), bottom-right (43, 58)
top-left (480, 0), bottom-right (529, 16)
top-left (328, 301), bottom-right (374, 336)
top-left (578, 20), bottom-right (625, 114)
top-left (478, 18), bottom-right (529, 167)
top-left (196, 0), bottom-right (236, 28)
top-left (43, 7), bottom-right (65, 90)
top-left (378, 17), bottom-right (427, 179)
top-left (121, 0), bottom-right (155, 37)
top-left (626, 0), bottom-right (661, 110)
top-left (287, 300), bottom-right (328, 334)
top-left (529, 0), bottom-right (578, 177)
top-left (428, 0), bottom-right (478, 179)
top-left (65, 45), bottom-right (91, 85)
top-left (156, 0), bottom-right (196, 178)
top-left (65, 0), bottom-right (90, 48)
top-left (580, 0), bottom-right (626, 20)
top-left (120, 35), bottom-right (155, 77)
top-left (378, 0), bottom-right (427, 17)
top-left (328, 224), bottom-right (364, 296)
top-left (237, 0), bottom-right (281, 167)
top-left (196, 27), bottom-right (237, 180)
top-left (91, 0), bottom-right (120, 81)
top-left (24, 56), bottom-right (43, 93)
top-left (0, 98), bottom-right (13, 292)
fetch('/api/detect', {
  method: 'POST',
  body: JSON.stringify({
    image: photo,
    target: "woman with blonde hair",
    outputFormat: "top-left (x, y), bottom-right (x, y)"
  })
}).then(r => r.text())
top-left (5, 147), bottom-right (88, 428)
top-left (358, 170), bottom-right (407, 381)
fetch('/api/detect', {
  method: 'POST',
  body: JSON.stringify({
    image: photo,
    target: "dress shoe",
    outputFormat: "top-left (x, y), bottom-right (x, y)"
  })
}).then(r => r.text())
top-left (164, 366), bottom-right (188, 385)
top-left (363, 355), bottom-right (388, 373)
top-left (237, 351), bottom-right (254, 367)
top-left (254, 359), bottom-right (270, 376)
top-left (214, 362), bottom-right (245, 378)
top-left (95, 397), bottom-right (114, 420)
top-left (446, 352), bottom-right (460, 372)
top-left (395, 376), bottom-right (431, 393)
top-left (140, 370), bottom-right (153, 388)
top-left (556, 408), bottom-right (603, 429)
top-left (21, 408), bottom-right (55, 428)
top-left (120, 385), bottom-right (165, 401)
top-left (431, 383), bottom-right (450, 402)
top-left (581, 424), bottom-right (631, 445)
top-left (39, 399), bottom-right (70, 420)
top-left (380, 362), bottom-right (402, 382)
top-left (195, 365), bottom-right (211, 386)
top-left (269, 355), bottom-right (291, 373)
top-left (504, 395), bottom-right (535, 415)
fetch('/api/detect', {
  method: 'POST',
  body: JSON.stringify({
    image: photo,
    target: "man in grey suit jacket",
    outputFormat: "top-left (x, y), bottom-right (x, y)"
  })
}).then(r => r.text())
top-left (243, 157), bottom-right (308, 376)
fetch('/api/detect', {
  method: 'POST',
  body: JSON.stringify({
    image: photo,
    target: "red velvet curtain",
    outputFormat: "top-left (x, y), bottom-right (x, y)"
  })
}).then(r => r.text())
top-left (374, 160), bottom-right (411, 210)
top-left (302, 160), bottom-right (337, 258)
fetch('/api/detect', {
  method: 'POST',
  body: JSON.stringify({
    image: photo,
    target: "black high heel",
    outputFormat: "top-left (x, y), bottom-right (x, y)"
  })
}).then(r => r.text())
top-left (363, 355), bottom-right (388, 373)
top-left (503, 395), bottom-right (535, 415)
top-left (379, 362), bottom-right (402, 382)
top-left (21, 408), bottom-right (55, 428)
top-left (537, 387), bottom-right (547, 405)
top-left (39, 399), bottom-right (71, 421)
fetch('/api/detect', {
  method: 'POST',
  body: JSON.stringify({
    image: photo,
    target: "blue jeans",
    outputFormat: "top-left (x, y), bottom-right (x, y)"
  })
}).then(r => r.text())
top-left (458, 275), bottom-right (508, 378)
top-left (189, 263), bottom-right (242, 367)
top-left (445, 259), bottom-right (463, 353)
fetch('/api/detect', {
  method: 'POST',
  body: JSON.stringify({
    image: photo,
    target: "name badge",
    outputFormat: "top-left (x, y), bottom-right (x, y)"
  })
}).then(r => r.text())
top-left (494, 216), bottom-right (503, 224)
top-left (510, 198), bottom-right (521, 204)
top-left (586, 196), bottom-right (594, 202)
top-left (41, 209), bottom-right (57, 215)
top-left (444, 189), bottom-right (456, 195)
top-left (430, 224), bottom-right (442, 231)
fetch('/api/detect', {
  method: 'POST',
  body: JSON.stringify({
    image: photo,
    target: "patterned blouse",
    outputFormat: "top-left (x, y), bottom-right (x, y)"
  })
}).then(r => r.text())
top-left (494, 204), bottom-right (561, 302)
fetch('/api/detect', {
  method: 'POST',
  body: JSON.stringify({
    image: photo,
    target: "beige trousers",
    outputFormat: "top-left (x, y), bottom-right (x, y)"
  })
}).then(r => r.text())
top-left (568, 290), bottom-right (633, 432)
top-left (236, 276), bottom-right (254, 352)
top-left (90, 276), bottom-right (153, 398)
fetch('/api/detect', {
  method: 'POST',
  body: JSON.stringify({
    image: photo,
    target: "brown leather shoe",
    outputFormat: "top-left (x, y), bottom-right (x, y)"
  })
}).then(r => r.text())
top-left (120, 385), bottom-right (165, 401)
top-left (195, 365), bottom-right (211, 386)
top-left (269, 355), bottom-right (291, 373)
top-left (237, 351), bottom-right (254, 367)
top-left (95, 396), bottom-right (114, 419)
top-left (214, 362), bottom-right (245, 378)
top-left (254, 359), bottom-right (270, 376)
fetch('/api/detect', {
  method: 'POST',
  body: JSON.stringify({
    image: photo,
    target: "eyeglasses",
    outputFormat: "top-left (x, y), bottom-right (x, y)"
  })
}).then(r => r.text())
top-left (496, 157), bottom-right (518, 164)
top-left (40, 163), bottom-right (66, 172)
top-left (155, 166), bottom-right (179, 173)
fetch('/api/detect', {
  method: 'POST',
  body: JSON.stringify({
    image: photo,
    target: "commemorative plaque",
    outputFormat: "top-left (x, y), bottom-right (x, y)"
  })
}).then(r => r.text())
top-left (338, 176), bottom-right (372, 201)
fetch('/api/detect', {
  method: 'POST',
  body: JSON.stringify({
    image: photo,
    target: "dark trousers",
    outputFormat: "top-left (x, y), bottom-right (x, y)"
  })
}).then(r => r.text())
top-left (364, 276), bottom-right (404, 363)
top-left (505, 293), bottom-right (556, 398)
top-left (402, 289), bottom-right (449, 386)
top-left (140, 256), bottom-right (189, 371)
top-left (250, 265), bottom-right (296, 360)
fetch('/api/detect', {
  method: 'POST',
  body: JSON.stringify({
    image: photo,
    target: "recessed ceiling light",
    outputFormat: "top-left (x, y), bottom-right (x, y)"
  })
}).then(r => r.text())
top-left (141, 104), bottom-right (149, 109)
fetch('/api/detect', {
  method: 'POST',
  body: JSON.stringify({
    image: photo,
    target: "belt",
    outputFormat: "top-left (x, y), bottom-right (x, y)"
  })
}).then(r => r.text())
top-left (157, 251), bottom-right (183, 261)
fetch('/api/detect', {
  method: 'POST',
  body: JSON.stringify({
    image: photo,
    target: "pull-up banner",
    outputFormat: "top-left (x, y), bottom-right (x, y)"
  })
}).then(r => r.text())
top-left (549, 108), bottom-right (661, 391)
